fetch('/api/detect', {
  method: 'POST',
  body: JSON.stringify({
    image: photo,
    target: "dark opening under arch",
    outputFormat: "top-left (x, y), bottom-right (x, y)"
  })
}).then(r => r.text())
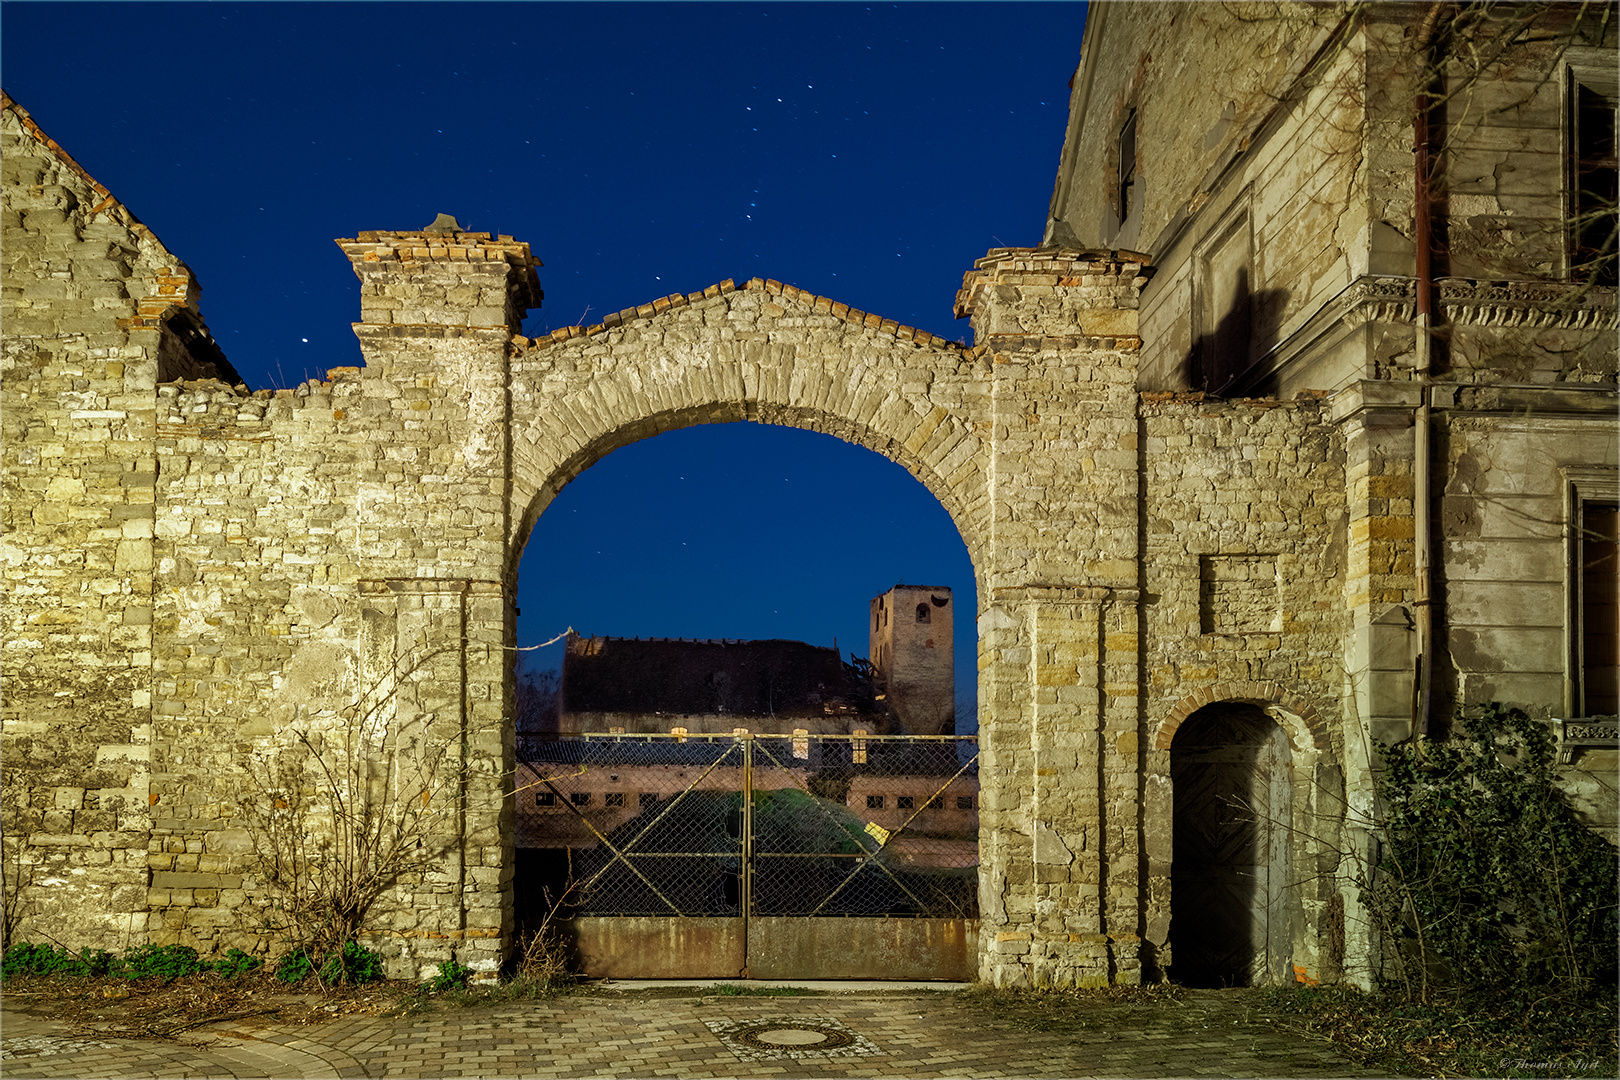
top-left (1169, 701), bottom-right (1293, 987)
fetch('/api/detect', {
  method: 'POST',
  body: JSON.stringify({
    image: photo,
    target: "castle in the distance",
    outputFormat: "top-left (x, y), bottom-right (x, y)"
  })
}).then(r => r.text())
top-left (556, 584), bottom-right (955, 738)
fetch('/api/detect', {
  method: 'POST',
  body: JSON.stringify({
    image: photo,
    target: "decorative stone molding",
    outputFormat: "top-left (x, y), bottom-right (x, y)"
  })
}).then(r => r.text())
top-left (1332, 275), bottom-right (1619, 332)
top-left (1551, 716), bottom-right (1619, 764)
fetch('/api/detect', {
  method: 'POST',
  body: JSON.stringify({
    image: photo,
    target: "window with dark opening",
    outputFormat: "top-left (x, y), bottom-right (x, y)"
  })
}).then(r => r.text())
top-left (536, 791), bottom-right (555, 807)
top-left (957, 795), bottom-right (975, 810)
top-left (927, 796), bottom-right (944, 810)
top-left (1571, 73), bottom-right (1618, 285)
top-left (604, 792), bottom-right (625, 808)
top-left (866, 794), bottom-right (884, 809)
top-left (1581, 501), bottom-right (1618, 714)
top-left (571, 792), bottom-right (591, 807)
top-left (896, 795), bottom-right (915, 810)
top-left (1119, 108), bottom-right (1138, 225)
top-left (916, 603), bottom-right (930, 623)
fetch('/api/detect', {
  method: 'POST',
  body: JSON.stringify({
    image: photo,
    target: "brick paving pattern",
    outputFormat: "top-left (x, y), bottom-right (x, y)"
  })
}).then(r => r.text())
top-left (1, 988), bottom-right (1395, 1078)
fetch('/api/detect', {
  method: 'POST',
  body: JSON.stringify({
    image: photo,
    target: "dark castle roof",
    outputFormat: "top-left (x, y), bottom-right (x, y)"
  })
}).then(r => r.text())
top-left (561, 633), bottom-right (869, 718)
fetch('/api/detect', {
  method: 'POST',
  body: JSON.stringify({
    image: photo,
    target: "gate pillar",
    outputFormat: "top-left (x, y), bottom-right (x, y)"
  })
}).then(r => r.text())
top-left (958, 249), bottom-right (1150, 987)
top-left (337, 228), bottom-right (540, 977)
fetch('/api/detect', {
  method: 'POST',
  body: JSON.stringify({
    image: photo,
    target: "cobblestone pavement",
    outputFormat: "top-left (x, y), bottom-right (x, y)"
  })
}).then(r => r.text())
top-left (1, 984), bottom-right (1393, 1079)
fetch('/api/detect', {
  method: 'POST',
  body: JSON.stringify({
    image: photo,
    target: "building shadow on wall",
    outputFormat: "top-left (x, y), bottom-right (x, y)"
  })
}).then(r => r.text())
top-left (1181, 270), bottom-right (1292, 399)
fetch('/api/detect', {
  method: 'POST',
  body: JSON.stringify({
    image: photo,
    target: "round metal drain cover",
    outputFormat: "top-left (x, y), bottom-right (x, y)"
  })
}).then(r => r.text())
top-left (734, 1022), bottom-right (855, 1051)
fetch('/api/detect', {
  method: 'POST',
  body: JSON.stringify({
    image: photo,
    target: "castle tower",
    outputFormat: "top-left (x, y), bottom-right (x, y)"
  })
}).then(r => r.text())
top-left (869, 585), bottom-right (954, 735)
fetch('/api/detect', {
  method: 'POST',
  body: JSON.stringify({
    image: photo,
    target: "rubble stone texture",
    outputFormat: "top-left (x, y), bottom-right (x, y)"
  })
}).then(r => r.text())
top-left (4, 2), bottom-right (1618, 992)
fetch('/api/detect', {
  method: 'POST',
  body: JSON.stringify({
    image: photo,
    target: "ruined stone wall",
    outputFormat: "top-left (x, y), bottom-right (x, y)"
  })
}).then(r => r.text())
top-left (133, 231), bottom-right (538, 975)
top-left (1, 95), bottom-right (227, 948)
top-left (3, 184), bottom-right (1384, 988)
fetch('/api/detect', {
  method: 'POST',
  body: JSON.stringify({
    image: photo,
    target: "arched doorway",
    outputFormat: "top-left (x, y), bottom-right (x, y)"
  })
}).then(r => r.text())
top-left (1169, 701), bottom-right (1293, 987)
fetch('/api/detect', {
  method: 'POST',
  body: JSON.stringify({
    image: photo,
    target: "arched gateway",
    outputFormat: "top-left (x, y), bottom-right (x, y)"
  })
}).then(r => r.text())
top-left (7, 220), bottom-right (1354, 991)
top-left (317, 229), bottom-right (1347, 988)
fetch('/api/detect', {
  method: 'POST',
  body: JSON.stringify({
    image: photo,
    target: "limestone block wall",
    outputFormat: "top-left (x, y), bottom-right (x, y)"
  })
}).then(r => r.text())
top-left (148, 376), bottom-right (364, 955)
top-left (133, 231), bottom-right (540, 975)
top-left (956, 250), bottom-right (1152, 988)
top-left (1, 94), bottom-right (230, 948)
top-left (1139, 392), bottom-right (1350, 983)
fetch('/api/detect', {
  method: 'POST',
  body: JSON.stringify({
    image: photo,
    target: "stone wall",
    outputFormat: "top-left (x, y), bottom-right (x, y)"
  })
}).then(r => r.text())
top-left (9, 40), bottom-right (1612, 990)
top-left (1, 93), bottom-right (233, 948)
top-left (1139, 393), bottom-right (1349, 983)
top-left (955, 250), bottom-right (1153, 987)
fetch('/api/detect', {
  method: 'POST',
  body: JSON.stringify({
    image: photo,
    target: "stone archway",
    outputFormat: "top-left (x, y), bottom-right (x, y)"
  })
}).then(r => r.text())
top-left (327, 234), bottom-right (1158, 985)
top-left (501, 279), bottom-right (994, 586)
top-left (11, 207), bottom-right (1364, 989)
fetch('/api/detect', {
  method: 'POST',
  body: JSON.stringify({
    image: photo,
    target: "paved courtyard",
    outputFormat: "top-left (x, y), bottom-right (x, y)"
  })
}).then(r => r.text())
top-left (1, 982), bottom-right (1392, 1079)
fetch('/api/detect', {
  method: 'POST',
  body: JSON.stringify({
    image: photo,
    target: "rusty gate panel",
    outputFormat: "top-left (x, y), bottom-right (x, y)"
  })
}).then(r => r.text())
top-left (516, 732), bottom-right (979, 979)
top-left (746, 917), bottom-right (974, 980)
top-left (570, 917), bottom-right (745, 979)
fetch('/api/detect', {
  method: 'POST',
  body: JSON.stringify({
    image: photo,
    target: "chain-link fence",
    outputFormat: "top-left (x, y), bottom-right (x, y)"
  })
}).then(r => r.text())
top-left (514, 733), bottom-right (978, 922)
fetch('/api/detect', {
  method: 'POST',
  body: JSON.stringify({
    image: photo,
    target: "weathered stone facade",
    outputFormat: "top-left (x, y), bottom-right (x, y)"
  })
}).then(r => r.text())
top-left (4, 3), bottom-right (1616, 989)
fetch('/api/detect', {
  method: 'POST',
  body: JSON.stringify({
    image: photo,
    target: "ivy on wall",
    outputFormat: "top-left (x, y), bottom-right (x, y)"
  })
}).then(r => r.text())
top-left (1371, 703), bottom-right (1618, 1002)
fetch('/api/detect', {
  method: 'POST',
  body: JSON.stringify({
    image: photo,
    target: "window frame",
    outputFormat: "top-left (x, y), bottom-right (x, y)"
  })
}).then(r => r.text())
top-left (1118, 108), bottom-right (1138, 225)
top-left (1563, 466), bottom-right (1620, 717)
top-left (1563, 53), bottom-right (1618, 284)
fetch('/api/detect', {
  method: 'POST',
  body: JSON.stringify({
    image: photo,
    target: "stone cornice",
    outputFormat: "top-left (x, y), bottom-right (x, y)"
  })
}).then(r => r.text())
top-left (1236, 274), bottom-right (1619, 395)
top-left (336, 231), bottom-right (543, 311)
top-left (1334, 275), bottom-right (1618, 332)
top-left (953, 246), bottom-right (1153, 321)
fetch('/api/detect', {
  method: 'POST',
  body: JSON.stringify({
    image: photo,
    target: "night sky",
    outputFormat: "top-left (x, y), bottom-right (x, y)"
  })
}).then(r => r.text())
top-left (2, 1), bottom-right (1090, 722)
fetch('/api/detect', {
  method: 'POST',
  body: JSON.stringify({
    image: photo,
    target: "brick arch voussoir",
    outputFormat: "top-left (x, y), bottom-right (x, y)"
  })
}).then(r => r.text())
top-left (1153, 681), bottom-right (1328, 755)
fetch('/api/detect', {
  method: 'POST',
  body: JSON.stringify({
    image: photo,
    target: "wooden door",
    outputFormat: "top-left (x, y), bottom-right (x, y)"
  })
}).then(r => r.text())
top-left (1169, 703), bottom-right (1292, 987)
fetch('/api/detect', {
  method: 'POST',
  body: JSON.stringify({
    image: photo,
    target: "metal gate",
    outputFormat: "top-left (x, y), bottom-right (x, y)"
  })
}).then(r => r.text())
top-left (515, 732), bottom-right (978, 979)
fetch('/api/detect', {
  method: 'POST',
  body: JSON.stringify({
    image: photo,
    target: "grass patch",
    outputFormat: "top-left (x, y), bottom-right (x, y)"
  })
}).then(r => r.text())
top-left (1257, 984), bottom-right (1619, 1079)
top-left (705, 983), bottom-right (810, 997)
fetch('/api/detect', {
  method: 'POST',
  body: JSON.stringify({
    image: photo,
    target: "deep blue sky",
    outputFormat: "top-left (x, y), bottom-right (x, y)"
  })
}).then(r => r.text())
top-left (2, 1), bottom-right (1089, 720)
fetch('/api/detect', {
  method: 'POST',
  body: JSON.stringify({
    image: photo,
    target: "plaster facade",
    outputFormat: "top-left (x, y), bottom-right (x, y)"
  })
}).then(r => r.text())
top-left (4, 2), bottom-right (1617, 990)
